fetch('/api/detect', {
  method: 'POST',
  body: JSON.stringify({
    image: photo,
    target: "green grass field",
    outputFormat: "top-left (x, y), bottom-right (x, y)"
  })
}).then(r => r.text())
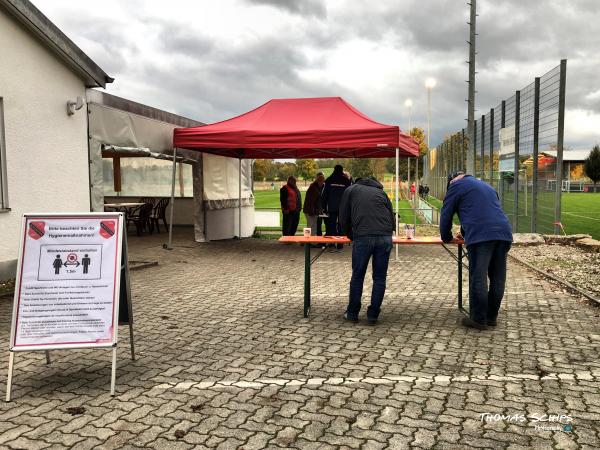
top-left (314, 168), bottom-right (396, 182)
top-left (561, 193), bottom-right (600, 239)
top-left (397, 199), bottom-right (424, 224)
top-left (426, 196), bottom-right (442, 210)
top-left (254, 190), bottom-right (281, 209)
top-left (254, 190), bottom-right (307, 230)
top-left (255, 188), bottom-right (599, 237)
top-left (253, 190), bottom-right (423, 232)
top-left (423, 196), bottom-right (460, 225)
top-left (428, 192), bottom-right (599, 239)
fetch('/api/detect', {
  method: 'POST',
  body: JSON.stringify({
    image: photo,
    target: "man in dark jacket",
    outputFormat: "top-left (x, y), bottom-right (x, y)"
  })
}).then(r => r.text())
top-left (303, 172), bottom-right (325, 236)
top-left (440, 172), bottom-right (513, 330)
top-left (339, 177), bottom-right (395, 324)
top-left (280, 176), bottom-right (302, 236)
top-left (322, 165), bottom-right (351, 249)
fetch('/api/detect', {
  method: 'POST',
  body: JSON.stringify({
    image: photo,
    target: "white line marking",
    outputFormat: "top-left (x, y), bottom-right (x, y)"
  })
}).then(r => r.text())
top-left (562, 212), bottom-right (600, 221)
top-left (152, 371), bottom-right (599, 392)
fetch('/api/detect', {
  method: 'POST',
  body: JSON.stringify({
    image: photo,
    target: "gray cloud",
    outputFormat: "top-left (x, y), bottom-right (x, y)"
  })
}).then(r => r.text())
top-left (244, 0), bottom-right (327, 18)
top-left (158, 30), bottom-right (214, 58)
top-left (139, 36), bottom-right (351, 124)
top-left (31, 0), bottom-right (600, 148)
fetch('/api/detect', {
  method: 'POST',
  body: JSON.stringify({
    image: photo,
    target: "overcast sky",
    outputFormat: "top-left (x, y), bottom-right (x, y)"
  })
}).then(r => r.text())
top-left (34, 0), bottom-right (599, 149)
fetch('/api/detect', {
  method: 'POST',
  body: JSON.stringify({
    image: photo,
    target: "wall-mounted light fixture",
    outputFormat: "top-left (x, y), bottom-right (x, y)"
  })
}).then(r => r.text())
top-left (67, 96), bottom-right (84, 116)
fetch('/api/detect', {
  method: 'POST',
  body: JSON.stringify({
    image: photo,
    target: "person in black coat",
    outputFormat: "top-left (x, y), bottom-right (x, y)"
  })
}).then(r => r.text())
top-left (303, 172), bottom-right (325, 236)
top-left (339, 177), bottom-right (395, 324)
top-left (322, 165), bottom-right (351, 249)
top-left (280, 176), bottom-right (302, 236)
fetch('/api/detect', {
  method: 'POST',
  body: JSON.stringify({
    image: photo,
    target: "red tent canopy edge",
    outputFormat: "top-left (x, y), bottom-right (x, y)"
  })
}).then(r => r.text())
top-left (173, 97), bottom-right (419, 158)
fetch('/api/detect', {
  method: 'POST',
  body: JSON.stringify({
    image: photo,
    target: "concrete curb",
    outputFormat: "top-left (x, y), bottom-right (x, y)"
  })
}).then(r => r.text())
top-left (130, 261), bottom-right (159, 271)
top-left (509, 253), bottom-right (600, 307)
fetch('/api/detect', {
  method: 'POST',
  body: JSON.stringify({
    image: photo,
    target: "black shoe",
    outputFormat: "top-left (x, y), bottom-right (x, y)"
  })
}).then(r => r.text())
top-left (461, 317), bottom-right (487, 330)
top-left (343, 312), bottom-right (358, 323)
top-left (367, 318), bottom-right (378, 326)
top-left (487, 319), bottom-right (497, 327)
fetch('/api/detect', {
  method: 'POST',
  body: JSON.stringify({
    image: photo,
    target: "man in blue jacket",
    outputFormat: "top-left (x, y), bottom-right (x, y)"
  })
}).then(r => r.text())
top-left (440, 172), bottom-right (513, 330)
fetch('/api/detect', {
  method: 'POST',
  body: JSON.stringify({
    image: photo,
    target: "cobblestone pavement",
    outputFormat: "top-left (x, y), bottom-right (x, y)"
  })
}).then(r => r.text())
top-left (1, 229), bottom-right (600, 449)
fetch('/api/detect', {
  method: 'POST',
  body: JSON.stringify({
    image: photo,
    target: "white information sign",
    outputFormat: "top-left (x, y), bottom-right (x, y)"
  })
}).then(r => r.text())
top-left (499, 126), bottom-right (516, 172)
top-left (10, 214), bottom-right (124, 351)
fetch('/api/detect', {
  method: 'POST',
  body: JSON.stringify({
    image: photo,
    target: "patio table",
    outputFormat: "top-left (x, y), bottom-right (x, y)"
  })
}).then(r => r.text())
top-left (104, 202), bottom-right (145, 220)
top-left (278, 235), bottom-right (467, 318)
top-left (103, 202), bottom-right (145, 210)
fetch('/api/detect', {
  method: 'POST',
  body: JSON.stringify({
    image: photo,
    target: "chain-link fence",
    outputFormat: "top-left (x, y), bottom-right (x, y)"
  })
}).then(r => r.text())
top-left (425, 60), bottom-right (567, 234)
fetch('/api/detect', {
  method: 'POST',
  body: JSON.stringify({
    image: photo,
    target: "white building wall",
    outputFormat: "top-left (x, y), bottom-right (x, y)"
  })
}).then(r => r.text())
top-left (0, 9), bottom-right (90, 279)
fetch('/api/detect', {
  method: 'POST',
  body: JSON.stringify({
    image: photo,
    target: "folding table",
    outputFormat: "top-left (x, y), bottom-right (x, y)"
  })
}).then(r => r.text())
top-left (278, 235), bottom-right (468, 318)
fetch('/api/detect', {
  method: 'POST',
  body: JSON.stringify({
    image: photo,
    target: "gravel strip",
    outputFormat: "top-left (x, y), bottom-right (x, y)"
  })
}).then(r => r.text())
top-left (511, 244), bottom-right (600, 298)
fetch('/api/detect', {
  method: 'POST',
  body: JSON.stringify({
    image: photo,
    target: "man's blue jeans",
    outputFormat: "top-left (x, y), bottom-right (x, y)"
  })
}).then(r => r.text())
top-left (467, 240), bottom-right (512, 324)
top-left (347, 235), bottom-right (393, 320)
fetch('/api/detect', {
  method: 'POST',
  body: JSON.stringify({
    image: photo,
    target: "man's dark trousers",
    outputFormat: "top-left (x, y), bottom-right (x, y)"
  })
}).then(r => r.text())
top-left (467, 240), bottom-right (512, 324)
top-left (282, 211), bottom-right (300, 236)
top-left (347, 235), bottom-right (393, 320)
top-left (325, 211), bottom-right (343, 248)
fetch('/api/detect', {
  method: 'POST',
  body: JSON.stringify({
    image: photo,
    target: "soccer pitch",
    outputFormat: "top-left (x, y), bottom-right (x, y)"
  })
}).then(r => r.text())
top-left (561, 192), bottom-right (600, 239)
top-left (254, 190), bottom-right (599, 238)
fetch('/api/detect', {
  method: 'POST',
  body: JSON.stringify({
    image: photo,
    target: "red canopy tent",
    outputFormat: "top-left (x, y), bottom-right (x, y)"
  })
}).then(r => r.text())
top-left (173, 97), bottom-right (418, 158)
top-left (168, 97), bottom-right (419, 247)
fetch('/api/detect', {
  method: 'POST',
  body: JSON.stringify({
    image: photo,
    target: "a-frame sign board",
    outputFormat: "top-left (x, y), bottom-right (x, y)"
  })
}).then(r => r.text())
top-left (6, 213), bottom-right (135, 402)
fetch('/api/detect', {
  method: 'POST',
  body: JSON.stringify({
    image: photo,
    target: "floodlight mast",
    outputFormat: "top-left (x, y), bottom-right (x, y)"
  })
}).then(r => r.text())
top-left (466, 0), bottom-right (477, 175)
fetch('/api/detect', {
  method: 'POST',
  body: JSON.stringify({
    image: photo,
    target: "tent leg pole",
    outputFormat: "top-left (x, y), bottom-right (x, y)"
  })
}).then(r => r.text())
top-left (414, 156), bottom-right (419, 234)
top-left (395, 148), bottom-right (399, 261)
top-left (407, 158), bottom-right (411, 199)
top-left (238, 159), bottom-right (242, 239)
top-left (166, 148), bottom-right (177, 250)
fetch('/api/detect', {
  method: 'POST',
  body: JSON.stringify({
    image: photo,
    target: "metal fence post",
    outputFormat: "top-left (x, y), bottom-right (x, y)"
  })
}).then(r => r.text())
top-left (456, 133), bottom-right (460, 173)
top-left (444, 141), bottom-right (448, 191)
top-left (462, 129), bottom-right (466, 172)
top-left (532, 77), bottom-right (540, 233)
top-left (481, 114), bottom-right (485, 180)
top-left (474, 119), bottom-right (478, 177)
top-left (452, 134), bottom-right (456, 173)
top-left (455, 133), bottom-right (459, 173)
top-left (489, 108), bottom-right (494, 183)
top-left (555, 59), bottom-right (567, 234)
top-left (499, 101), bottom-right (506, 205)
top-left (514, 90), bottom-right (521, 232)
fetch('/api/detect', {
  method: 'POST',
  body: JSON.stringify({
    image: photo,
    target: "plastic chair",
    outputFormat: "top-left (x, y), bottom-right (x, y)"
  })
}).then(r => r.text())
top-left (139, 197), bottom-right (156, 207)
top-left (129, 203), bottom-right (154, 236)
top-left (150, 198), bottom-right (170, 233)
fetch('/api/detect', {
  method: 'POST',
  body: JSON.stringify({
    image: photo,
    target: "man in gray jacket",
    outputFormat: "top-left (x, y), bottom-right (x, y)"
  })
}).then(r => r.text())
top-left (339, 177), bottom-right (395, 324)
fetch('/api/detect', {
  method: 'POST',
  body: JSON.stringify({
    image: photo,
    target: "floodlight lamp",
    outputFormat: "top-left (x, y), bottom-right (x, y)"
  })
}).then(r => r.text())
top-left (404, 99), bottom-right (413, 107)
top-left (425, 78), bottom-right (437, 89)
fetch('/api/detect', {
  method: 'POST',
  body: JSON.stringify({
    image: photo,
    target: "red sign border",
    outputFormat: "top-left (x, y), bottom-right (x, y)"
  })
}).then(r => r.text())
top-left (12, 215), bottom-right (122, 349)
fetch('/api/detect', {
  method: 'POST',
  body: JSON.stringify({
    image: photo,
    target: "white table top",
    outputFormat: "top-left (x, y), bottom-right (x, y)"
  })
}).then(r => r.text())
top-left (104, 202), bottom-right (145, 208)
